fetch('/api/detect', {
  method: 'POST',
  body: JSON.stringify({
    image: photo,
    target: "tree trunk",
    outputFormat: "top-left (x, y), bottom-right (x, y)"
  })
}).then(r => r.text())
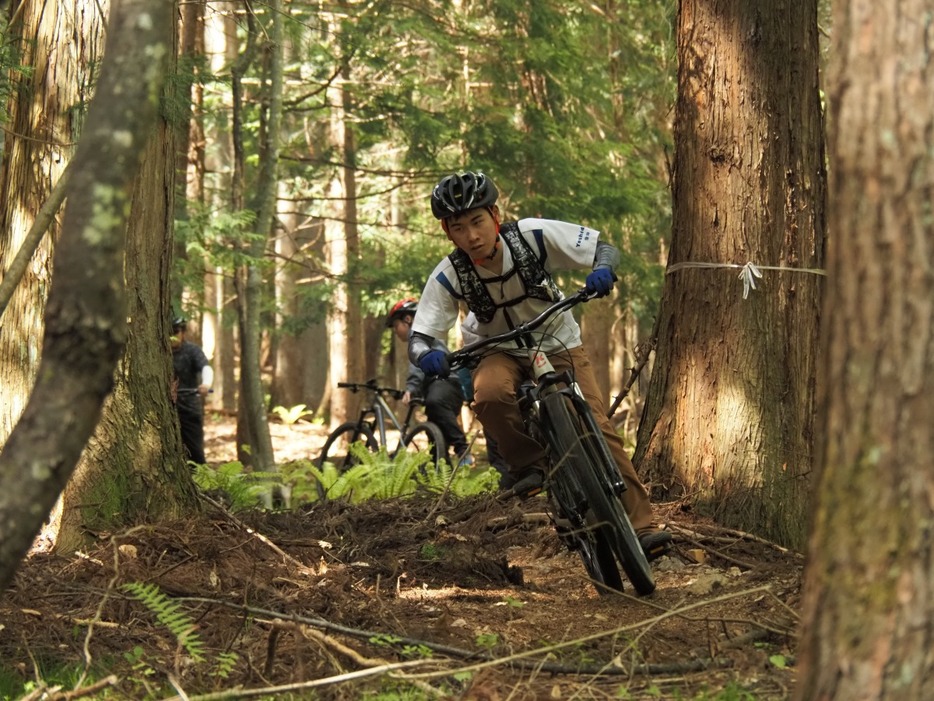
top-left (56, 101), bottom-right (198, 553)
top-left (203, 3), bottom-right (238, 414)
top-left (0, 0), bottom-right (105, 445)
top-left (235, 0), bottom-right (283, 474)
top-left (323, 62), bottom-right (364, 428)
top-left (229, 5), bottom-right (259, 462)
top-left (795, 1), bottom-right (934, 697)
top-left (633, 0), bottom-right (826, 547)
top-left (272, 185), bottom-right (304, 410)
top-left (0, 0), bottom-right (172, 591)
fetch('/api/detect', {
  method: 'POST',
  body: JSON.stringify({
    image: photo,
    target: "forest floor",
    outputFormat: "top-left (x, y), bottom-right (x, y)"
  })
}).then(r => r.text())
top-left (0, 414), bottom-right (804, 700)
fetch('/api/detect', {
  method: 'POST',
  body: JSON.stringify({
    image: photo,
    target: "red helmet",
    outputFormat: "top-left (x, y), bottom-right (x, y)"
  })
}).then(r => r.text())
top-left (386, 298), bottom-right (418, 327)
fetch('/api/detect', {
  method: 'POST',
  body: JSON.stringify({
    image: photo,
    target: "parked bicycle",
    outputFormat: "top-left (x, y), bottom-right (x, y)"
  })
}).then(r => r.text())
top-left (447, 289), bottom-right (655, 596)
top-left (316, 380), bottom-right (447, 475)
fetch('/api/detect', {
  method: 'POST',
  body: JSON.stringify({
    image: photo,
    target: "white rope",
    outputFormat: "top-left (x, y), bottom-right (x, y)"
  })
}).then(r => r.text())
top-left (666, 261), bottom-right (826, 299)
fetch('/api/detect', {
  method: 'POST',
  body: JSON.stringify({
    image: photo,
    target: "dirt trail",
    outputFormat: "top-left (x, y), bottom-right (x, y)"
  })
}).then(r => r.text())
top-left (0, 416), bottom-right (803, 699)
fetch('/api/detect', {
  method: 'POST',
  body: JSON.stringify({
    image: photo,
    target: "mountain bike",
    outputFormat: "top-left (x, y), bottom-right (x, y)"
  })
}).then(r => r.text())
top-left (447, 289), bottom-right (655, 596)
top-left (316, 380), bottom-right (447, 474)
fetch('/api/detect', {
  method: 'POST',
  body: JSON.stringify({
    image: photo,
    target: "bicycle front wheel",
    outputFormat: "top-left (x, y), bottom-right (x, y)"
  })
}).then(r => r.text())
top-left (399, 421), bottom-right (446, 467)
top-left (317, 422), bottom-right (379, 472)
top-left (543, 392), bottom-right (655, 596)
top-left (552, 509), bottom-right (624, 594)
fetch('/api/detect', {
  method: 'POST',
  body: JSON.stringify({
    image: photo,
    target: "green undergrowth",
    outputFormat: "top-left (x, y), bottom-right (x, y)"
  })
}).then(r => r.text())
top-left (193, 442), bottom-right (501, 512)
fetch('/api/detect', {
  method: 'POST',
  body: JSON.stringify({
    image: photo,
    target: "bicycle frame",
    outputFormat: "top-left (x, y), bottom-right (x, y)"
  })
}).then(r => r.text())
top-left (338, 380), bottom-right (422, 453)
top-left (446, 288), bottom-right (655, 595)
top-left (448, 287), bottom-right (622, 487)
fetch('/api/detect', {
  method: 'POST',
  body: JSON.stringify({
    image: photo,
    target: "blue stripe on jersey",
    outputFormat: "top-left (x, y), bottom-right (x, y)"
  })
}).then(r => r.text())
top-left (436, 271), bottom-right (462, 299)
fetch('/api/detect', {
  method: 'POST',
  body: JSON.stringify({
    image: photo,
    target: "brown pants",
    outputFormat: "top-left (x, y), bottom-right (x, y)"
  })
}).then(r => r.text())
top-left (473, 346), bottom-right (656, 533)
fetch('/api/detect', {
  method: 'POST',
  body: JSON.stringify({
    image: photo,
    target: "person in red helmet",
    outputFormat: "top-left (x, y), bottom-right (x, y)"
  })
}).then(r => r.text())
top-left (408, 171), bottom-right (671, 562)
top-left (387, 298), bottom-right (471, 465)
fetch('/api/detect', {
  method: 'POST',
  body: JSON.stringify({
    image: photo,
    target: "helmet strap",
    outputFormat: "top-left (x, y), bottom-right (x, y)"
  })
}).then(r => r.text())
top-left (470, 207), bottom-right (501, 263)
top-left (484, 208), bottom-right (501, 260)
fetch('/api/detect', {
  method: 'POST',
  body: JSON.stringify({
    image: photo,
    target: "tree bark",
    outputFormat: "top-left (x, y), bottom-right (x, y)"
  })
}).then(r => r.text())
top-left (0, 0), bottom-right (172, 591)
top-left (795, 1), bottom-right (934, 698)
top-left (323, 58), bottom-right (364, 428)
top-left (56, 88), bottom-right (199, 553)
top-left (0, 0), bottom-right (106, 445)
top-left (633, 0), bottom-right (826, 547)
top-left (203, 3), bottom-right (238, 414)
top-left (236, 0), bottom-right (283, 473)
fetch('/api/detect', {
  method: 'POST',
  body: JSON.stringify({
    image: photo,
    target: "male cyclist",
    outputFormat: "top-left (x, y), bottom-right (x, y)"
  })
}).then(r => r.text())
top-left (408, 171), bottom-right (671, 560)
top-left (387, 298), bottom-right (471, 465)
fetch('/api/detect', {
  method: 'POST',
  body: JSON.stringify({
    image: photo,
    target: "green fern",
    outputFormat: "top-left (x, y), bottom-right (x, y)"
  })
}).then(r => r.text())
top-left (213, 651), bottom-right (239, 679)
top-left (271, 403), bottom-right (315, 425)
top-left (121, 582), bottom-right (206, 663)
top-left (417, 460), bottom-right (501, 497)
top-left (361, 449), bottom-right (424, 500)
top-left (194, 462), bottom-right (284, 510)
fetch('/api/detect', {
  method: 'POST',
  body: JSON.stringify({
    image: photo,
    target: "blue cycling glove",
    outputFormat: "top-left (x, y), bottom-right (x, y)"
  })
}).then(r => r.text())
top-left (418, 349), bottom-right (450, 377)
top-left (585, 267), bottom-right (617, 297)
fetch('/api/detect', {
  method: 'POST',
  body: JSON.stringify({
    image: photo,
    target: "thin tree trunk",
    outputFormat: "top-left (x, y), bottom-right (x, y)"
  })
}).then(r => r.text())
top-left (203, 3), bottom-right (238, 414)
top-left (323, 60), bottom-right (364, 427)
top-left (237, 0), bottom-right (284, 473)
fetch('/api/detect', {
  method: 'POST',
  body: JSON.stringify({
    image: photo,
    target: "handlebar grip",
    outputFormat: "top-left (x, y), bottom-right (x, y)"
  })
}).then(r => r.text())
top-left (337, 382), bottom-right (353, 388)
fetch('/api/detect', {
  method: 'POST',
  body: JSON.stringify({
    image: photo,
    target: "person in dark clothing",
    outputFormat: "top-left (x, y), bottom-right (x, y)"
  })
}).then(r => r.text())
top-left (387, 298), bottom-right (471, 465)
top-left (171, 317), bottom-right (213, 465)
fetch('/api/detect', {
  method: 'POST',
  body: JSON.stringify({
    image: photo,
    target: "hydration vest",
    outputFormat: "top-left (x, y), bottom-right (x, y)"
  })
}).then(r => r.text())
top-left (447, 222), bottom-right (561, 324)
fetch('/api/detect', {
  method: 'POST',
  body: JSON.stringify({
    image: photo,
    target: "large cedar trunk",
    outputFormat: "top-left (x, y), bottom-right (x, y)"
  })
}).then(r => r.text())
top-left (795, 1), bottom-right (934, 697)
top-left (0, 0), bottom-right (173, 591)
top-left (0, 0), bottom-right (105, 444)
top-left (56, 118), bottom-right (199, 552)
top-left (633, 0), bottom-right (825, 546)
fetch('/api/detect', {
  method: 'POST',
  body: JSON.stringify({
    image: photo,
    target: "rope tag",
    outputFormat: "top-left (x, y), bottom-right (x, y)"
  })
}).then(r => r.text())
top-left (739, 262), bottom-right (763, 299)
top-left (666, 260), bottom-right (826, 299)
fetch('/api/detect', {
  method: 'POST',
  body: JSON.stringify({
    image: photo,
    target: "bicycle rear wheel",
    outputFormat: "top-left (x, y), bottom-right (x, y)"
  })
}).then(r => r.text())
top-left (317, 422), bottom-right (378, 472)
top-left (399, 421), bottom-right (446, 467)
top-left (543, 392), bottom-right (655, 596)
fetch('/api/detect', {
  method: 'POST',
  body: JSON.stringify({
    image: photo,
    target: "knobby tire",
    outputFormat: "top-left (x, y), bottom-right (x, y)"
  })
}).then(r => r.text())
top-left (317, 422), bottom-right (379, 472)
top-left (543, 392), bottom-right (655, 596)
top-left (400, 421), bottom-right (447, 467)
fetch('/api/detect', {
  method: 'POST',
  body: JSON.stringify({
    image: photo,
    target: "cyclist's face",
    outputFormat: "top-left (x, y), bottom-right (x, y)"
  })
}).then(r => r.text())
top-left (444, 206), bottom-right (499, 260)
top-left (391, 317), bottom-right (411, 343)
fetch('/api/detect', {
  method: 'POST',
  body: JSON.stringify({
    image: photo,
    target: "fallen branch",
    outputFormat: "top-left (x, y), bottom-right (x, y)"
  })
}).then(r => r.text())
top-left (198, 492), bottom-right (320, 575)
top-left (670, 523), bottom-right (802, 558)
top-left (176, 588), bottom-right (770, 680)
top-left (669, 526), bottom-right (759, 570)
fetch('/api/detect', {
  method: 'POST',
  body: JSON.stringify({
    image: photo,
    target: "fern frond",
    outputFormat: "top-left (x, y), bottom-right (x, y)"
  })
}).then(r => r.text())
top-left (122, 582), bottom-right (206, 662)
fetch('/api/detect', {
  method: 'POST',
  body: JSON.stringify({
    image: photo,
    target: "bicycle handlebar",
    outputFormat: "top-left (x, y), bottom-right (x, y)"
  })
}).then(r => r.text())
top-left (447, 288), bottom-right (595, 366)
top-left (336, 379), bottom-right (406, 401)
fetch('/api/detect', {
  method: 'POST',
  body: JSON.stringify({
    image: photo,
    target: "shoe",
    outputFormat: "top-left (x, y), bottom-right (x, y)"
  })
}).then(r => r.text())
top-left (457, 454), bottom-right (475, 468)
top-left (510, 468), bottom-right (544, 498)
top-left (639, 529), bottom-right (673, 562)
